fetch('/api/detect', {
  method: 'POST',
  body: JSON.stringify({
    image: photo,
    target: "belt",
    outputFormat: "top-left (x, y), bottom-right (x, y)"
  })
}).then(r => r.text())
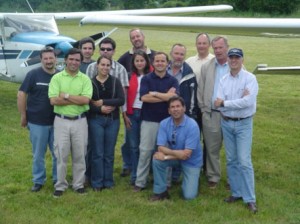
top-left (222, 115), bottom-right (251, 121)
top-left (211, 109), bottom-right (220, 112)
top-left (56, 113), bottom-right (86, 120)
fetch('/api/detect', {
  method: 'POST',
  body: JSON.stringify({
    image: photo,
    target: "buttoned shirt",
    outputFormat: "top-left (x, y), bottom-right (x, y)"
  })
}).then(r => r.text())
top-left (167, 63), bottom-right (183, 82)
top-left (217, 68), bottom-right (259, 118)
top-left (86, 60), bottom-right (129, 88)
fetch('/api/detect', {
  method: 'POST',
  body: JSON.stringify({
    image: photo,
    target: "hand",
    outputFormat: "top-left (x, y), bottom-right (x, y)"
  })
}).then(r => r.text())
top-left (178, 150), bottom-right (191, 160)
top-left (149, 91), bottom-right (157, 97)
top-left (243, 89), bottom-right (250, 97)
top-left (153, 151), bottom-right (166, 161)
top-left (91, 99), bottom-right (103, 107)
top-left (123, 114), bottom-right (132, 129)
top-left (214, 98), bottom-right (223, 107)
top-left (168, 87), bottom-right (176, 93)
top-left (59, 92), bottom-right (65, 98)
top-left (20, 115), bottom-right (27, 128)
top-left (101, 105), bottom-right (115, 114)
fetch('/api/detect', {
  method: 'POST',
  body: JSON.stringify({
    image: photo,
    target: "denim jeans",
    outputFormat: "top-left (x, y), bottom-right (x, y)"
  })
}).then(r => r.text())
top-left (88, 116), bottom-right (120, 188)
top-left (28, 122), bottom-right (57, 185)
top-left (152, 159), bottom-right (201, 200)
top-left (221, 117), bottom-right (256, 203)
top-left (121, 133), bottom-right (131, 170)
top-left (125, 109), bottom-right (142, 183)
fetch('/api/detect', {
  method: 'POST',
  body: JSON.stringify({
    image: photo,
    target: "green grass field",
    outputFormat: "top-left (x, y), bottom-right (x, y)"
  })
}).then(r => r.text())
top-left (0, 21), bottom-right (300, 224)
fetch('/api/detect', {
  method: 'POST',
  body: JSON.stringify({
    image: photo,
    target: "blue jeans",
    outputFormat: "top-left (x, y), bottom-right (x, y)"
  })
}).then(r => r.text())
top-left (121, 134), bottom-right (131, 170)
top-left (125, 109), bottom-right (142, 183)
top-left (88, 116), bottom-right (120, 188)
top-left (152, 159), bottom-right (201, 200)
top-left (221, 117), bottom-right (256, 203)
top-left (28, 122), bottom-right (57, 185)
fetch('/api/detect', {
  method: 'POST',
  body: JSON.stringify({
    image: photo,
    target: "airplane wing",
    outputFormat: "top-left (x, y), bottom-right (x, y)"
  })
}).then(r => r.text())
top-left (80, 15), bottom-right (300, 37)
top-left (52, 5), bottom-right (233, 20)
top-left (253, 64), bottom-right (300, 75)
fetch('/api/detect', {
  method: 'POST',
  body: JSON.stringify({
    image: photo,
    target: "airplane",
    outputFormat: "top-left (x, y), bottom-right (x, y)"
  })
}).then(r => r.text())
top-left (78, 9), bottom-right (300, 75)
top-left (0, 5), bottom-right (233, 83)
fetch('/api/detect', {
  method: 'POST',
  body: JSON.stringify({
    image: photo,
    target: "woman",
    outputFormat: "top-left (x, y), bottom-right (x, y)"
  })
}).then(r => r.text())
top-left (122, 50), bottom-right (153, 185)
top-left (88, 56), bottom-right (125, 191)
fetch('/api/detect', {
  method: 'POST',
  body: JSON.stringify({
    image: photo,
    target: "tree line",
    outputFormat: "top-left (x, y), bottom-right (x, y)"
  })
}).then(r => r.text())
top-left (0, 0), bottom-right (299, 15)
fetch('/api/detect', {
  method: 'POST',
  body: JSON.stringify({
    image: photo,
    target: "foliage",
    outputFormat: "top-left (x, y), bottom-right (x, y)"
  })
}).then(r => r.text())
top-left (162, 1), bottom-right (188, 7)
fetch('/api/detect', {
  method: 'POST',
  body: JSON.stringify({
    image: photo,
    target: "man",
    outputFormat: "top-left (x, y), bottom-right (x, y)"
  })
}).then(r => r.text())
top-left (118, 28), bottom-right (156, 73)
top-left (186, 33), bottom-right (214, 78)
top-left (49, 48), bottom-right (92, 197)
top-left (118, 28), bottom-right (156, 178)
top-left (78, 37), bottom-right (95, 73)
top-left (198, 36), bottom-right (229, 189)
top-left (150, 96), bottom-right (203, 201)
top-left (134, 52), bottom-right (179, 192)
top-left (17, 47), bottom-right (58, 192)
top-left (168, 43), bottom-right (198, 119)
top-left (186, 33), bottom-right (214, 174)
top-left (214, 48), bottom-right (258, 213)
top-left (86, 37), bottom-right (128, 88)
top-left (167, 43), bottom-right (199, 184)
top-left (85, 37), bottom-right (129, 181)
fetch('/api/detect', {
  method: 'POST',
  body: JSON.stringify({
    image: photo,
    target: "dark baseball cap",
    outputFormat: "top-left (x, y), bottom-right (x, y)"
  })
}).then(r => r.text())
top-left (228, 48), bottom-right (243, 57)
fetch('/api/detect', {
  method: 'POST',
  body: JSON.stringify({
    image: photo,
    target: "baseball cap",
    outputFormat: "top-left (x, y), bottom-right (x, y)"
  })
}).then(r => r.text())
top-left (228, 48), bottom-right (243, 57)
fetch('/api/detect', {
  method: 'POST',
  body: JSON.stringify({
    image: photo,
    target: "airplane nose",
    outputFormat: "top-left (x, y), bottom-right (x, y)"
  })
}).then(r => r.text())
top-left (55, 41), bottom-right (73, 55)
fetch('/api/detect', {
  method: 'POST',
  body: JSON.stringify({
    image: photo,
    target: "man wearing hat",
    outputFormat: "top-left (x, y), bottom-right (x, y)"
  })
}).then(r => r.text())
top-left (214, 48), bottom-right (259, 213)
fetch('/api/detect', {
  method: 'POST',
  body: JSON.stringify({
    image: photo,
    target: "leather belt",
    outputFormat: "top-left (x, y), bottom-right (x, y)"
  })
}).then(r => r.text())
top-left (222, 115), bottom-right (251, 121)
top-left (56, 113), bottom-right (86, 120)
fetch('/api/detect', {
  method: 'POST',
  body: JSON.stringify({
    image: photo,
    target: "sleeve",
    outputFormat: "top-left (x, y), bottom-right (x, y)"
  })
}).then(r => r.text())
top-left (48, 74), bottom-right (60, 98)
top-left (19, 71), bottom-right (33, 93)
top-left (139, 75), bottom-right (150, 99)
top-left (184, 120), bottom-right (200, 150)
top-left (86, 63), bottom-right (97, 79)
top-left (224, 74), bottom-right (259, 109)
top-left (103, 77), bottom-right (125, 106)
top-left (80, 76), bottom-right (93, 99)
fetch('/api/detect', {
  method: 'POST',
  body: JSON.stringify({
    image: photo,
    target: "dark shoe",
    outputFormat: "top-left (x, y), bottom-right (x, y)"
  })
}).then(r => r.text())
top-left (133, 185), bottom-right (145, 192)
top-left (224, 196), bottom-right (243, 203)
top-left (76, 188), bottom-right (86, 194)
top-left (150, 191), bottom-right (170, 201)
top-left (53, 190), bottom-right (63, 198)
top-left (31, 184), bottom-right (43, 192)
top-left (120, 169), bottom-right (131, 177)
top-left (93, 187), bottom-right (103, 192)
top-left (208, 181), bottom-right (217, 189)
top-left (247, 202), bottom-right (258, 213)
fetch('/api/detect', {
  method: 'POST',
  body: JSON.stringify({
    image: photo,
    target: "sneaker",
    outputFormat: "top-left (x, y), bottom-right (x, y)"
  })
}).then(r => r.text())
top-left (120, 169), bottom-right (131, 177)
top-left (31, 184), bottom-right (43, 192)
top-left (150, 191), bottom-right (170, 202)
top-left (76, 188), bottom-right (86, 194)
top-left (53, 190), bottom-right (63, 198)
top-left (208, 181), bottom-right (217, 189)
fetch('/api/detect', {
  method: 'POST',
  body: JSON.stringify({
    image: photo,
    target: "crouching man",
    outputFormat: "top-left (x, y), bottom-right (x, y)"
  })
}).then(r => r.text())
top-left (150, 96), bottom-right (203, 201)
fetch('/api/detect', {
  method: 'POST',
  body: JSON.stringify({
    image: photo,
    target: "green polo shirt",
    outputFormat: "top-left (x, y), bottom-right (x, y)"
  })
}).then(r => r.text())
top-left (48, 69), bottom-right (92, 116)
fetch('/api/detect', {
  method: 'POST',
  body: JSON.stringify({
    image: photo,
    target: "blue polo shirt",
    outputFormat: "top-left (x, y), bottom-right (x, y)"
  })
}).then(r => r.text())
top-left (19, 67), bottom-right (57, 125)
top-left (140, 72), bottom-right (179, 122)
top-left (157, 115), bottom-right (203, 168)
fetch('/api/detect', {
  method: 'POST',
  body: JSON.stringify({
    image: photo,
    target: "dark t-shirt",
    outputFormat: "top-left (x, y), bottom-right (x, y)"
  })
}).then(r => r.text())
top-left (19, 67), bottom-right (57, 125)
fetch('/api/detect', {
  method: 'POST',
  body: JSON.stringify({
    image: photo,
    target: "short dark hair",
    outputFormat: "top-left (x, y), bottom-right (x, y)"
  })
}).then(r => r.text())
top-left (168, 96), bottom-right (185, 108)
top-left (65, 48), bottom-right (83, 61)
top-left (97, 55), bottom-right (112, 65)
top-left (79, 37), bottom-right (95, 50)
top-left (153, 51), bottom-right (169, 62)
top-left (131, 50), bottom-right (151, 74)
top-left (39, 46), bottom-right (56, 58)
top-left (99, 37), bottom-right (116, 50)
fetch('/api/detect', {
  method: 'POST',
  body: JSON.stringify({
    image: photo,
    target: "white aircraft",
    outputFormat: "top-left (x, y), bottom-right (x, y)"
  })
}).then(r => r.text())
top-left (0, 5), bottom-right (232, 83)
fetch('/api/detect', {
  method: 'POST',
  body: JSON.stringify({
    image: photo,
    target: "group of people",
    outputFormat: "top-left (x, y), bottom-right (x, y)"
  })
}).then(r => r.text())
top-left (17, 28), bottom-right (259, 213)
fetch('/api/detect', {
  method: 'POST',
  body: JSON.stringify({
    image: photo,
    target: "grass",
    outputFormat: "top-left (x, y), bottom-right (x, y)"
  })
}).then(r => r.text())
top-left (1, 21), bottom-right (300, 224)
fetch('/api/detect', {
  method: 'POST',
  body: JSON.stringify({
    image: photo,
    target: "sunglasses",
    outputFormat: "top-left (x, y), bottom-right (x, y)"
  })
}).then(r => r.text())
top-left (100, 47), bottom-right (113, 52)
top-left (171, 130), bottom-right (176, 145)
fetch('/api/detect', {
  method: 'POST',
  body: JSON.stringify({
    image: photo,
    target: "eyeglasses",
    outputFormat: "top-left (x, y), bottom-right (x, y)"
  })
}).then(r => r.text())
top-left (100, 47), bottom-right (113, 52)
top-left (171, 130), bottom-right (176, 145)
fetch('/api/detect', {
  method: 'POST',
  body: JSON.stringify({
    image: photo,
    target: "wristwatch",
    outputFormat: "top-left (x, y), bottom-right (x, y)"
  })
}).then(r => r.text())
top-left (64, 93), bottom-right (69, 100)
